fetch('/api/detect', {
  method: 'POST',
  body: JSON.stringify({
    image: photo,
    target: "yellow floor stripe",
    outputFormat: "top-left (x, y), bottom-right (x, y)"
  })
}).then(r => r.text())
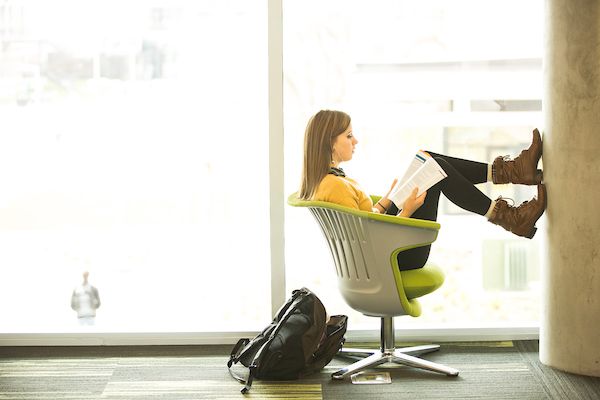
top-left (99, 381), bottom-right (322, 400)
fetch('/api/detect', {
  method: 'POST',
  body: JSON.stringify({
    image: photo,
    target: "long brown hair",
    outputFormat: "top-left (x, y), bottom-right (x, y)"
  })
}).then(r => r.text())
top-left (298, 110), bottom-right (351, 200)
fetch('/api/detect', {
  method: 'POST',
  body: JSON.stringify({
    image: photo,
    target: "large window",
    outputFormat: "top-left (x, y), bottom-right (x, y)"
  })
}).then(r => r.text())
top-left (1, 0), bottom-right (545, 341)
top-left (284, 0), bottom-right (544, 328)
top-left (0, 1), bottom-right (270, 333)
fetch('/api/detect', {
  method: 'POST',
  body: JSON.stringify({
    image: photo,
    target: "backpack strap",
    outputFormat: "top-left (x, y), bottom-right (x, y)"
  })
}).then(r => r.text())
top-left (227, 339), bottom-right (264, 394)
top-left (227, 338), bottom-right (250, 384)
top-left (241, 368), bottom-right (255, 394)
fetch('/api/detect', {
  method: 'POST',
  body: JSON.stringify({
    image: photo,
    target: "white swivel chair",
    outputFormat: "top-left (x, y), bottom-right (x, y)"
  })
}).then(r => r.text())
top-left (288, 193), bottom-right (459, 380)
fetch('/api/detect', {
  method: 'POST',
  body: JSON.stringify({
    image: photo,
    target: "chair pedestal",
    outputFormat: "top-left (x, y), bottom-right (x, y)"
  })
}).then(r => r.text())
top-left (332, 317), bottom-right (459, 379)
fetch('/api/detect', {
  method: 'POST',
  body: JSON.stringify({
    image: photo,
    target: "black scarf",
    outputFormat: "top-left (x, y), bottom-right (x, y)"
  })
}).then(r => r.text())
top-left (328, 167), bottom-right (346, 177)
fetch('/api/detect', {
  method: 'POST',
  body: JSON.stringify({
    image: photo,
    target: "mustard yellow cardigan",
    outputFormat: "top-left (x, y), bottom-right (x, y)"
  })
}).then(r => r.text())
top-left (312, 174), bottom-right (373, 212)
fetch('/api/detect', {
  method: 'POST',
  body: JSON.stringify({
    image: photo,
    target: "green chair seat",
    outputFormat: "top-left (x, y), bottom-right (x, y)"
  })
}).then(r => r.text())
top-left (401, 262), bottom-right (446, 299)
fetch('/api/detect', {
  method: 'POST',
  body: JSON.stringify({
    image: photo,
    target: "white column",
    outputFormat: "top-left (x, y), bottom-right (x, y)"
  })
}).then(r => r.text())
top-left (541, 0), bottom-right (600, 376)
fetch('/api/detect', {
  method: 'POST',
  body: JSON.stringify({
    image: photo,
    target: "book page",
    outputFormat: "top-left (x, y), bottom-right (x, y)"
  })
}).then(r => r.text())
top-left (393, 150), bottom-right (430, 192)
top-left (389, 156), bottom-right (448, 210)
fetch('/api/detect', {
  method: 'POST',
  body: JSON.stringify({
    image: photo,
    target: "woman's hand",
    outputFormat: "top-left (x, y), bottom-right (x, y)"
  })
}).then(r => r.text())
top-left (398, 187), bottom-right (426, 218)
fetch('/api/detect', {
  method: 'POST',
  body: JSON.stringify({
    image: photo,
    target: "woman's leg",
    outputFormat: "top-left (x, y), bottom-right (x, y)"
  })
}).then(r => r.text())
top-left (388, 157), bottom-right (492, 221)
top-left (394, 139), bottom-right (545, 270)
top-left (392, 157), bottom-right (493, 271)
top-left (424, 151), bottom-right (489, 185)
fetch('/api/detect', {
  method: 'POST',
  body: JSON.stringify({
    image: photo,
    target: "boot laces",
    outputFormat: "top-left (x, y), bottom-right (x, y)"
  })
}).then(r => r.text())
top-left (495, 196), bottom-right (515, 206)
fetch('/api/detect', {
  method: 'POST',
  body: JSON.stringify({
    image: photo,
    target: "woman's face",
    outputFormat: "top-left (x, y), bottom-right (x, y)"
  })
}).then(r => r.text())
top-left (332, 124), bottom-right (357, 164)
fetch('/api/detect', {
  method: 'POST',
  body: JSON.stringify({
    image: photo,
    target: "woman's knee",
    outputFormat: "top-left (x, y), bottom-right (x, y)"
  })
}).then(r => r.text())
top-left (433, 157), bottom-right (451, 171)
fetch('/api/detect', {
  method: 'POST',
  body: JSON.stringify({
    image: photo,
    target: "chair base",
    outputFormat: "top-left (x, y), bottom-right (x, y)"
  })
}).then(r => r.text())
top-left (331, 317), bottom-right (459, 380)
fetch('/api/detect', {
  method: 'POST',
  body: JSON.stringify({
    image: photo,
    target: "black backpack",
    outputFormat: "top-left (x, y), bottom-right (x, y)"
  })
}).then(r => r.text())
top-left (227, 288), bottom-right (348, 393)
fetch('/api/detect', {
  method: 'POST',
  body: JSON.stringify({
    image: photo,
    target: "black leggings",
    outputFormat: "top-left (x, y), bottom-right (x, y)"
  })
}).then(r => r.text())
top-left (387, 152), bottom-right (492, 271)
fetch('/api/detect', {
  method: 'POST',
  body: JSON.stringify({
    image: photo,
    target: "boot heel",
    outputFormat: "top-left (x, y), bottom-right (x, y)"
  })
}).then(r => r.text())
top-left (526, 226), bottom-right (538, 239)
top-left (534, 169), bottom-right (543, 184)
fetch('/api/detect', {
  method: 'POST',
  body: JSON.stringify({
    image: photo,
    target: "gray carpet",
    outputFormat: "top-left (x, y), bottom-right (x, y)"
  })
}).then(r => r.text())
top-left (1, 341), bottom-right (599, 399)
top-left (514, 341), bottom-right (600, 400)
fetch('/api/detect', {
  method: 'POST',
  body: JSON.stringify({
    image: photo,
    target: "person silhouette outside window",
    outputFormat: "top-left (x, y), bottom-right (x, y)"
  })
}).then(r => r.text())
top-left (70, 271), bottom-right (101, 326)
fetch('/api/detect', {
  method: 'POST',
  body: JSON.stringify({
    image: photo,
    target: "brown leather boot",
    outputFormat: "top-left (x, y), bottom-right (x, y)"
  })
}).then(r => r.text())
top-left (493, 128), bottom-right (543, 185)
top-left (488, 185), bottom-right (547, 239)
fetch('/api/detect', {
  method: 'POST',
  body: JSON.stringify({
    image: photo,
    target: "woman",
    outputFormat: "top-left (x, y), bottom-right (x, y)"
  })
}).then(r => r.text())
top-left (299, 110), bottom-right (547, 271)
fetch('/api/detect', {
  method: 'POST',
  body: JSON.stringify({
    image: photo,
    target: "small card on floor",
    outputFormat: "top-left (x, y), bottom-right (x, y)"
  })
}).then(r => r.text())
top-left (350, 372), bottom-right (392, 384)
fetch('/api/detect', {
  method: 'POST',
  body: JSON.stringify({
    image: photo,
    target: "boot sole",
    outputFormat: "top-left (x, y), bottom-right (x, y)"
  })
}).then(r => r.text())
top-left (533, 128), bottom-right (542, 155)
top-left (538, 129), bottom-right (543, 156)
top-left (533, 128), bottom-right (543, 184)
top-left (533, 169), bottom-right (543, 184)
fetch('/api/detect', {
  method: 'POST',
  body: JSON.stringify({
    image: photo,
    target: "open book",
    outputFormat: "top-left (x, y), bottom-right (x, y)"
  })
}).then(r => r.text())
top-left (389, 150), bottom-right (447, 210)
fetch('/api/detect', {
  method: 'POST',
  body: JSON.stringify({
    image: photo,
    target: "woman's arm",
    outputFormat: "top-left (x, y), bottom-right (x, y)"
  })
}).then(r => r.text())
top-left (374, 185), bottom-right (426, 218)
top-left (373, 179), bottom-right (398, 213)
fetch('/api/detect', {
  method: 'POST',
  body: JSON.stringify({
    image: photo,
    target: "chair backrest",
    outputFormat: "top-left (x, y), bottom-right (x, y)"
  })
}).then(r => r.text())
top-left (288, 193), bottom-right (441, 318)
